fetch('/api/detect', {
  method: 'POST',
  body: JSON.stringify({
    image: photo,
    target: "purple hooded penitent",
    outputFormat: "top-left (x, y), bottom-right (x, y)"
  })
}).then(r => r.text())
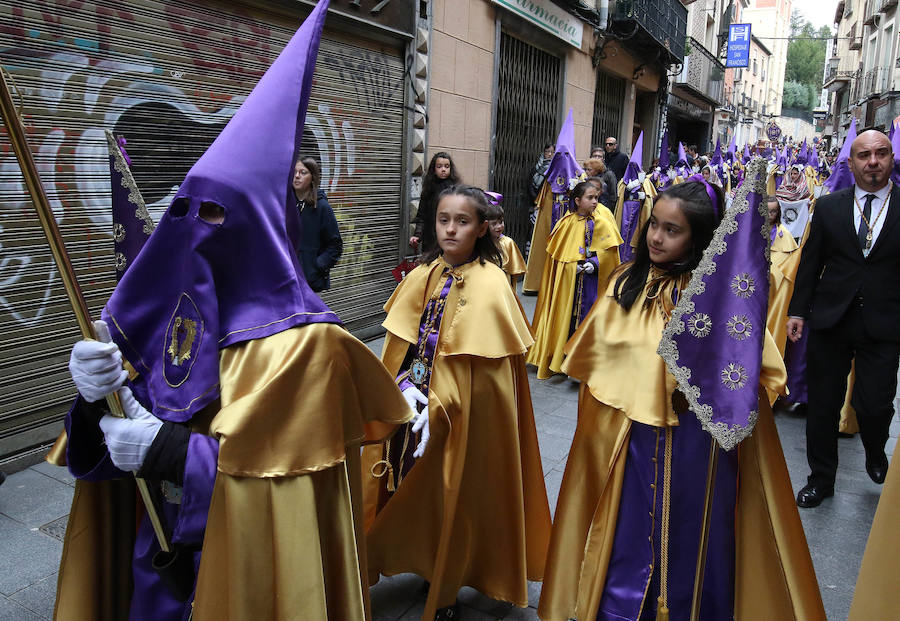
top-left (808, 145), bottom-right (819, 172)
top-left (545, 108), bottom-right (584, 228)
top-left (675, 142), bottom-right (691, 178)
top-left (618, 131), bottom-right (646, 262)
top-left (891, 120), bottom-right (900, 185)
top-left (658, 130), bottom-right (671, 171)
top-left (824, 118), bottom-right (857, 193)
top-left (106, 130), bottom-right (154, 281)
top-left (657, 158), bottom-right (772, 450)
top-left (796, 139), bottom-right (808, 166)
top-left (102, 0), bottom-right (338, 423)
top-left (725, 135), bottom-right (736, 165)
top-left (651, 130), bottom-right (673, 191)
top-left (710, 138), bottom-right (725, 184)
top-left (742, 144), bottom-right (751, 165)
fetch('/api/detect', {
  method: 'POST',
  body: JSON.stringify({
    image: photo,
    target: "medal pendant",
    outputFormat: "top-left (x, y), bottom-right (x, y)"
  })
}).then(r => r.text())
top-left (410, 358), bottom-right (428, 385)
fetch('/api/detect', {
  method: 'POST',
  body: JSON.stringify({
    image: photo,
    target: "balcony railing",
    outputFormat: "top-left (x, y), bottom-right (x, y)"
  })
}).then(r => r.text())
top-left (610, 0), bottom-right (687, 63)
top-left (674, 37), bottom-right (725, 106)
top-left (823, 67), bottom-right (856, 88)
top-left (862, 66), bottom-right (888, 96)
top-left (881, 0), bottom-right (898, 11)
top-left (863, 0), bottom-right (878, 25)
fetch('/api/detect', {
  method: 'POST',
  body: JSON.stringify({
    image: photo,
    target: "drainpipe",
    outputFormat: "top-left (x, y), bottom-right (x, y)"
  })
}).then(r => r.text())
top-left (596, 0), bottom-right (609, 30)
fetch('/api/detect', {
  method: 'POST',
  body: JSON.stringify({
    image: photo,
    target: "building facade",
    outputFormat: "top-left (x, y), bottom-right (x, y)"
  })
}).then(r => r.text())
top-left (741, 0), bottom-right (791, 120)
top-left (423, 0), bottom-right (687, 246)
top-left (667, 0), bottom-right (727, 154)
top-left (823, 0), bottom-right (898, 148)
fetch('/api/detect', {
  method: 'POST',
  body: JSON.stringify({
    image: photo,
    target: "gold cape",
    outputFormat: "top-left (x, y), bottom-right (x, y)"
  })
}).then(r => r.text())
top-left (614, 178), bottom-right (656, 255)
top-left (524, 182), bottom-right (554, 293)
top-left (362, 257), bottom-right (551, 619)
top-left (498, 234), bottom-right (526, 287)
top-left (767, 223), bottom-right (801, 359)
top-left (525, 210), bottom-right (621, 379)
top-left (848, 455), bottom-right (900, 620)
top-left (54, 323), bottom-right (411, 621)
top-left (537, 276), bottom-right (825, 621)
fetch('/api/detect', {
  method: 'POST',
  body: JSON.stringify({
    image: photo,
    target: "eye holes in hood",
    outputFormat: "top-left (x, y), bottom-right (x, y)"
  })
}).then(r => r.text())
top-left (199, 202), bottom-right (225, 224)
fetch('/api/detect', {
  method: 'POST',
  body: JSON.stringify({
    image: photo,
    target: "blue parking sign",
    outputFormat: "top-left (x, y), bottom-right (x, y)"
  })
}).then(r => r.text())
top-left (725, 23), bottom-right (751, 68)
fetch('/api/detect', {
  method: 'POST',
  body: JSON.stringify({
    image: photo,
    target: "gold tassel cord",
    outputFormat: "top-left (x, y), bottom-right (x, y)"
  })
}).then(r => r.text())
top-left (656, 426), bottom-right (674, 621)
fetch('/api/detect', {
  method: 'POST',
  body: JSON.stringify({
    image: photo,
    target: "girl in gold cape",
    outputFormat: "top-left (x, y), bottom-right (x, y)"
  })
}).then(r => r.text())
top-left (362, 186), bottom-right (551, 620)
top-left (526, 182), bottom-right (622, 379)
top-left (538, 182), bottom-right (825, 621)
top-left (485, 197), bottom-right (527, 289)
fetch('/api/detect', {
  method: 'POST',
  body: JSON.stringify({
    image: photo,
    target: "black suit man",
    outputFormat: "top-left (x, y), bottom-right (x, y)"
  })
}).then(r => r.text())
top-left (787, 130), bottom-right (898, 508)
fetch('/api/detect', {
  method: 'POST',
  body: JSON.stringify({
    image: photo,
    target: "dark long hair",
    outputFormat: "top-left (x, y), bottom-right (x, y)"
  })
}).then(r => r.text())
top-left (294, 156), bottom-right (321, 204)
top-left (422, 151), bottom-right (460, 192)
top-left (613, 181), bottom-right (723, 310)
top-left (420, 184), bottom-right (502, 267)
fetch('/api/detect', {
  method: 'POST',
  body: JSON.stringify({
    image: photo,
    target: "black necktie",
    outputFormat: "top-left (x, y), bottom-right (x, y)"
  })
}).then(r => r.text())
top-left (858, 193), bottom-right (875, 251)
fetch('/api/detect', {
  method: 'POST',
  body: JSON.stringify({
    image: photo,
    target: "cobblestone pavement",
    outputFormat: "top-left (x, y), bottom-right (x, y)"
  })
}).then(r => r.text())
top-left (1, 289), bottom-right (895, 620)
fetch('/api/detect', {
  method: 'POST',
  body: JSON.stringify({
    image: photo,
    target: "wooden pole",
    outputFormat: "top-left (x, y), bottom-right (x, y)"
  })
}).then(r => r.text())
top-left (0, 67), bottom-right (171, 554)
top-left (689, 436), bottom-right (720, 621)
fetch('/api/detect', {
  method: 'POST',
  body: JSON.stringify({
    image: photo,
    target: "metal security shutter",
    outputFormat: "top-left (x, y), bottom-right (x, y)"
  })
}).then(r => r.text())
top-left (591, 70), bottom-right (625, 150)
top-left (0, 0), bottom-right (406, 461)
top-left (491, 32), bottom-right (562, 250)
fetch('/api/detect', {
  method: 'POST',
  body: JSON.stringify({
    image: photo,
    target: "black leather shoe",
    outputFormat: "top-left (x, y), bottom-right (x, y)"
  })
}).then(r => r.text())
top-left (866, 450), bottom-right (889, 484)
top-left (796, 484), bottom-right (834, 508)
top-left (434, 604), bottom-right (459, 621)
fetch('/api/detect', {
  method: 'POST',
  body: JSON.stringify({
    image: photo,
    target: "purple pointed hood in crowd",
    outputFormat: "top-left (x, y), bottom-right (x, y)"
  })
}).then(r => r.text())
top-left (545, 108), bottom-right (584, 195)
top-left (742, 144), bottom-right (751, 165)
top-left (102, 0), bottom-right (338, 422)
top-left (824, 118), bottom-right (858, 193)
top-left (622, 131), bottom-right (645, 185)
top-left (725, 135), bottom-right (737, 164)
top-left (658, 129), bottom-right (671, 171)
top-left (891, 120), bottom-right (900, 185)
top-left (675, 142), bottom-right (691, 178)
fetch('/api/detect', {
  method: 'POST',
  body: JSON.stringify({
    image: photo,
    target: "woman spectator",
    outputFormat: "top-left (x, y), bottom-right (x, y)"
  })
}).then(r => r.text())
top-left (583, 157), bottom-right (617, 211)
top-left (293, 156), bottom-right (343, 292)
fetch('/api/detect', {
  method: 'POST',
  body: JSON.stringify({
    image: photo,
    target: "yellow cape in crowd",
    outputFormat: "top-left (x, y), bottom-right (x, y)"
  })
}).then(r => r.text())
top-left (53, 324), bottom-right (411, 621)
top-left (362, 256), bottom-right (551, 620)
top-left (526, 209), bottom-right (621, 379)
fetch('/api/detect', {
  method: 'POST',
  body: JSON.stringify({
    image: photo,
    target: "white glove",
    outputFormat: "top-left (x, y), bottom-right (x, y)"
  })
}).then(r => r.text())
top-left (625, 178), bottom-right (641, 191)
top-left (637, 191), bottom-right (646, 200)
top-left (581, 261), bottom-right (595, 274)
top-left (637, 171), bottom-right (646, 183)
top-left (402, 385), bottom-right (430, 458)
top-left (68, 320), bottom-right (128, 402)
top-left (99, 386), bottom-right (162, 472)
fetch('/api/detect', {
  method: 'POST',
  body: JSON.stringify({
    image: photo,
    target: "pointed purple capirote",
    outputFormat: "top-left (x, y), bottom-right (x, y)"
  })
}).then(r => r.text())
top-left (658, 158), bottom-right (771, 450)
top-left (675, 141), bottom-right (691, 178)
top-left (546, 108), bottom-right (583, 196)
top-left (622, 131), bottom-right (644, 184)
top-left (545, 108), bottom-right (584, 227)
top-left (824, 118), bottom-right (858, 193)
top-left (725, 135), bottom-right (737, 164)
top-left (103, 0), bottom-right (338, 423)
top-left (106, 130), bottom-right (154, 281)
top-left (797, 140), bottom-right (808, 166)
top-left (742, 144), bottom-right (751, 165)
top-left (658, 130), bottom-right (671, 171)
top-left (710, 138), bottom-right (725, 182)
top-left (809, 145), bottom-right (819, 172)
top-left (891, 120), bottom-right (900, 185)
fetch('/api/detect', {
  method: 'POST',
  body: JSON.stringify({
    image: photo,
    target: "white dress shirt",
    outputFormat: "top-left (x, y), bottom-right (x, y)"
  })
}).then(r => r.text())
top-left (853, 182), bottom-right (893, 256)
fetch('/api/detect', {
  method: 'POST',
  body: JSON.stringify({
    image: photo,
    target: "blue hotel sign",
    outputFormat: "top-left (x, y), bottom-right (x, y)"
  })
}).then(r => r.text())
top-left (725, 23), bottom-right (751, 68)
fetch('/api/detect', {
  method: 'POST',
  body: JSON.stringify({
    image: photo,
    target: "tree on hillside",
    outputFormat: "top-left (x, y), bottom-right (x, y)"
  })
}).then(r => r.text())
top-left (782, 11), bottom-right (830, 111)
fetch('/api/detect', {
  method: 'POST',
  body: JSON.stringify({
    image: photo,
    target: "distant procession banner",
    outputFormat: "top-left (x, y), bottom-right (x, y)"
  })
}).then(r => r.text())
top-left (766, 121), bottom-right (782, 142)
top-left (725, 23), bottom-right (751, 68)
top-left (492, 0), bottom-right (583, 48)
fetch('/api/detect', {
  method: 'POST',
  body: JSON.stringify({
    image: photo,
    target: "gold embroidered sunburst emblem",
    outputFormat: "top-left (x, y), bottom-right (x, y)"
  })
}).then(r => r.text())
top-left (721, 363), bottom-right (748, 391)
top-left (687, 312), bottom-right (712, 338)
top-left (115, 252), bottom-right (127, 272)
top-left (726, 315), bottom-right (752, 341)
top-left (113, 222), bottom-right (126, 242)
top-left (168, 317), bottom-right (197, 366)
top-left (730, 273), bottom-right (755, 298)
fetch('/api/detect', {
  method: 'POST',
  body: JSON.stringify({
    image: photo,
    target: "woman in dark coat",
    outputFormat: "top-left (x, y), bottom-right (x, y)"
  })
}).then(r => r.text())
top-left (292, 156), bottom-right (343, 292)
